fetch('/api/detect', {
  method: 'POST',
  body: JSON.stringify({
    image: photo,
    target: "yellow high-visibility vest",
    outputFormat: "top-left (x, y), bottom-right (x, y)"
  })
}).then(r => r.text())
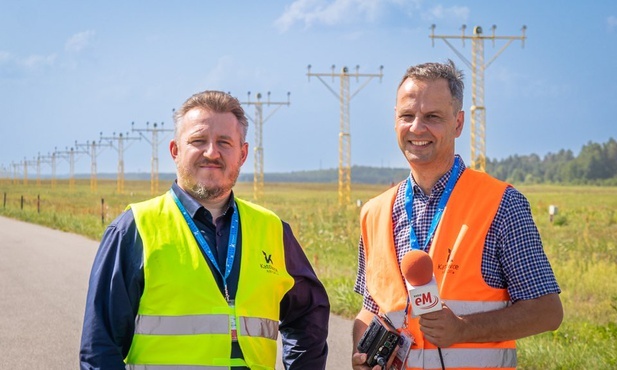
top-left (126, 192), bottom-right (294, 369)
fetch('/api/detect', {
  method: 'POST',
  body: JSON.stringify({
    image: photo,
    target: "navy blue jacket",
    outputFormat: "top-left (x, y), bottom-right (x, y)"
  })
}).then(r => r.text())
top-left (79, 182), bottom-right (329, 369)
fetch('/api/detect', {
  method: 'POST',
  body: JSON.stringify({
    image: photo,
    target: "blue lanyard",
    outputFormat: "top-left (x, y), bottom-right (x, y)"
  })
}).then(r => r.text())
top-left (170, 190), bottom-right (239, 302)
top-left (404, 157), bottom-right (460, 251)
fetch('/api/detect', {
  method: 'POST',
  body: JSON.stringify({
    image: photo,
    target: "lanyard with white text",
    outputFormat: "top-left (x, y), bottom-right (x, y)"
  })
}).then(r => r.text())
top-left (170, 190), bottom-right (239, 302)
top-left (404, 157), bottom-right (460, 251)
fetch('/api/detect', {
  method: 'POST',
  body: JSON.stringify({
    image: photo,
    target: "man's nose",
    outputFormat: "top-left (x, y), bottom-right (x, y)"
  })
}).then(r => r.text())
top-left (408, 118), bottom-right (426, 132)
top-left (202, 142), bottom-right (219, 157)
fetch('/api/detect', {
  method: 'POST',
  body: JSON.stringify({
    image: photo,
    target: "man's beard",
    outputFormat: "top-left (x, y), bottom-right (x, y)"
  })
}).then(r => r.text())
top-left (178, 160), bottom-right (241, 201)
top-left (189, 176), bottom-right (237, 200)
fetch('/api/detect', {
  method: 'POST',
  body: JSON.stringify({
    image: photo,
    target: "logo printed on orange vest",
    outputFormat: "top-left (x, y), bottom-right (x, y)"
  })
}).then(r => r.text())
top-left (437, 248), bottom-right (460, 275)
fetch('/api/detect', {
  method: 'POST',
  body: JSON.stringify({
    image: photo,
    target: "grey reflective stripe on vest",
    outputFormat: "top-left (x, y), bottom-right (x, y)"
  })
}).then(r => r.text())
top-left (134, 314), bottom-right (278, 339)
top-left (444, 299), bottom-right (511, 315)
top-left (384, 301), bottom-right (509, 328)
top-left (239, 316), bottom-right (279, 340)
top-left (127, 365), bottom-right (228, 370)
top-left (384, 309), bottom-right (407, 328)
top-left (407, 348), bottom-right (517, 369)
top-left (134, 314), bottom-right (229, 335)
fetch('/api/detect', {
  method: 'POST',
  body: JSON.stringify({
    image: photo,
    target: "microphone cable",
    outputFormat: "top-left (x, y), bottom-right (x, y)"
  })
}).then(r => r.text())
top-left (438, 347), bottom-right (445, 370)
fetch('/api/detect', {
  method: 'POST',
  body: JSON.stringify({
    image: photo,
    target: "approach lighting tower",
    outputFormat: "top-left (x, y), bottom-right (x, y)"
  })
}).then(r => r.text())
top-left (35, 153), bottom-right (53, 186)
top-left (22, 157), bottom-right (37, 186)
top-left (54, 147), bottom-right (80, 190)
top-left (38, 153), bottom-right (56, 188)
top-left (241, 92), bottom-right (290, 201)
top-left (430, 24), bottom-right (526, 172)
top-left (0, 164), bottom-right (8, 185)
top-left (307, 64), bottom-right (383, 206)
top-left (39, 152), bottom-right (58, 188)
top-left (100, 131), bottom-right (140, 194)
top-left (75, 140), bottom-right (97, 193)
top-left (75, 139), bottom-right (112, 193)
top-left (132, 121), bottom-right (173, 195)
top-left (12, 162), bottom-right (20, 185)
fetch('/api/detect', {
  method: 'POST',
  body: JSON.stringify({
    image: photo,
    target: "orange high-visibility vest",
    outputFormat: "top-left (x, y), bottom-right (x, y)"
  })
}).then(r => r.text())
top-left (361, 169), bottom-right (516, 370)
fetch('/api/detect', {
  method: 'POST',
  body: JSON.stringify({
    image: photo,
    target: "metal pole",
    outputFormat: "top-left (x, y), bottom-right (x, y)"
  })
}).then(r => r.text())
top-left (429, 24), bottom-right (526, 172)
top-left (307, 64), bottom-right (383, 206)
top-left (241, 92), bottom-right (290, 201)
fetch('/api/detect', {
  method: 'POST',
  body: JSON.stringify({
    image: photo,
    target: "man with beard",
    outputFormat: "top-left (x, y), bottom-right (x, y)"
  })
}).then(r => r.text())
top-left (80, 90), bottom-right (330, 370)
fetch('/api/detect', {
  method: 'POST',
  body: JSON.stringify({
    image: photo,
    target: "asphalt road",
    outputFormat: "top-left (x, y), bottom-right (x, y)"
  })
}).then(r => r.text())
top-left (0, 215), bottom-right (353, 369)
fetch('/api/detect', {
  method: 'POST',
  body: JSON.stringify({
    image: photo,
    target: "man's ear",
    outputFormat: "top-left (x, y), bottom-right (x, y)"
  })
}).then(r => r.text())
top-left (169, 139), bottom-right (178, 160)
top-left (240, 141), bottom-right (249, 166)
top-left (455, 110), bottom-right (464, 137)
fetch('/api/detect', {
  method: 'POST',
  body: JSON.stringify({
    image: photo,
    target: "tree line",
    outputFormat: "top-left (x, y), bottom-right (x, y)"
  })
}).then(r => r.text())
top-left (486, 138), bottom-right (617, 185)
top-left (233, 138), bottom-right (617, 186)
top-left (235, 138), bottom-right (617, 185)
top-left (97, 138), bottom-right (615, 185)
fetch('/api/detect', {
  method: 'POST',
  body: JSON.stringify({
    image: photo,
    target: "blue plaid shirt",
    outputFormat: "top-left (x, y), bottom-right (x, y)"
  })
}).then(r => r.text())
top-left (354, 156), bottom-right (561, 314)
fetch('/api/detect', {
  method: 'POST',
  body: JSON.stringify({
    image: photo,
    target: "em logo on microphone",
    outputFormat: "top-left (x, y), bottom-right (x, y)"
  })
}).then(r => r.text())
top-left (413, 291), bottom-right (440, 310)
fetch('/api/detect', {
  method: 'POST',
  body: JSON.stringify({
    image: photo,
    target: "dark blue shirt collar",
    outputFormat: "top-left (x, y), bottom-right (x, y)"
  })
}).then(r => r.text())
top-left (171, 181), bottom-right (236, 221)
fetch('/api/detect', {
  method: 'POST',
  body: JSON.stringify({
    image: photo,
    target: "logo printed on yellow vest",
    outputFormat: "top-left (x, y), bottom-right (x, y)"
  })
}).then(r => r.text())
top-left (260, 250), bottom-right (279, 274)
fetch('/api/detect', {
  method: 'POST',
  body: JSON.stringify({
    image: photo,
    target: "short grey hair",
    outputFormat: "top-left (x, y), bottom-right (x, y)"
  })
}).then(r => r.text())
top-left (398, 59), bottom-right (465, 114)
top-left (173, 90), bottom-right (248, 141)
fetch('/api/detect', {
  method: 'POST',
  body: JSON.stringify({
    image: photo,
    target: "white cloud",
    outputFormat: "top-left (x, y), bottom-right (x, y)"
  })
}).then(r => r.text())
top-left (0, 50), bottom-right (56, 77)
top-left (421, 5), bottom-right (469, 23)
top-left (491, 67), bottom-right (570, 99)
top-left (203, 56), bottom-right (245, 90)
top-left (608, 16), bottom-right (617, 32)
top-left (21, 54), bottom-right (57, 68)
top-left (275, 0), bottom-right (399, 32)
top-left (65, 30), bottom-right (95, 53)
top-left (0, 51), bottom-right (12, 64)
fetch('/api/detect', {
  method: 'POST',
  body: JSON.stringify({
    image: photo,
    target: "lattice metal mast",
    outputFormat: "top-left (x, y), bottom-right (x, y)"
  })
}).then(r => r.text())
top-left (12, 162), bottom-right (19, 185)
top-left (430, 24), bottom-right (526, 172)
top-left (40, 152), bottom-right (58, 188)
top-left (307, 64), bottom-right (383, 206)
top-left (22, 157), bottom-right (37, 186)
top-left (132, 121), bottom-right (173, 195)
top-left (100, 131), bottom-right (140, 194)
top-left (241, 92), bottom-right (290, 201)
top-left (53, 147), bottom-right (80, 190)
top-left (35, 153), bottom-right (52, 186)
top-left (75, 140), bottom-right (97, 193)
top-left (36, 153), bottom-right (55, 188)
top-left (75, 139), bottom-right (111, 193)
top-left (0, 164), bottom-right (9, 185)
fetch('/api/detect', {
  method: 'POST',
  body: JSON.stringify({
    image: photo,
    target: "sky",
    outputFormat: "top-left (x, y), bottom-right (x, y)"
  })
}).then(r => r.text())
top-left (1, 0), bottom-right (616, 178)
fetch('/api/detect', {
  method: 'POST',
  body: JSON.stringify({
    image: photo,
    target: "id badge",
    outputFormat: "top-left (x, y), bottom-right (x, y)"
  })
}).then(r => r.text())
top-left (229, 300), bottom-right (238, 342)
top-left (389, 329), bottom-right (414, 370)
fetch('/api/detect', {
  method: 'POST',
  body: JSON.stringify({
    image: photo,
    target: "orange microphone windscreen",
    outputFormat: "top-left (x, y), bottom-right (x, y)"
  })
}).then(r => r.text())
top-left (401, 250), bottom-right (434, 286)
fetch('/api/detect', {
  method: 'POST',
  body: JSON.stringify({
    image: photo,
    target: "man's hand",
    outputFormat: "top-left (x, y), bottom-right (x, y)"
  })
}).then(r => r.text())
top-left (418, 304), bottom-right (462, 348)
top-left (353, 309), bottom-right (399, 370)
top-left (352, 351), bottom-right (396, 370)
top-left (419, 294), bottom-right (563, 347)
top-left (352, 352), bottom-right (373, 369)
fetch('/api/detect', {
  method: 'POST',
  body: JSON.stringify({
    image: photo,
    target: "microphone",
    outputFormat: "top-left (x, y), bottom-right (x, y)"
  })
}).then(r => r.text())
top-left (401, 250), bottom-right (442, 317)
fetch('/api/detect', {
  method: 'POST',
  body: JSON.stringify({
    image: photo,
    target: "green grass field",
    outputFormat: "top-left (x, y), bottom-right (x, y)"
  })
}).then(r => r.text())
top-left (1, 178), bottom-right (615, 368)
